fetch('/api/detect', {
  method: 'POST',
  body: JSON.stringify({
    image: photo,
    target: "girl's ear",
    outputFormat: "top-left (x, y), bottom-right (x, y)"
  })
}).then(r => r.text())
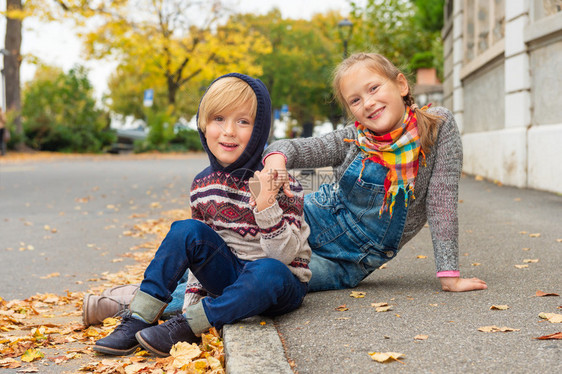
top-left (396, 73), bottom-right (409, 97)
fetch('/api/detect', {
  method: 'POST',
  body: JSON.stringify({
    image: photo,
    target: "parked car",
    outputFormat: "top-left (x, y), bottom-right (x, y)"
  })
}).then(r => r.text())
top-left (108, 126), bottom-right (148, 153)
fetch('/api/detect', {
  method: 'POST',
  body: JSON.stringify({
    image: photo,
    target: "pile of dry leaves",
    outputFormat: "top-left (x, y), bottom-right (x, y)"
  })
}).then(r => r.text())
top-left (0, 209), bottom-right (225, 373)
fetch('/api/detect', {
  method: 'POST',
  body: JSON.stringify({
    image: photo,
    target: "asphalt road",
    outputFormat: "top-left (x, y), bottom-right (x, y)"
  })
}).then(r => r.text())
top-left (0, 154), bottom-right (208, 301)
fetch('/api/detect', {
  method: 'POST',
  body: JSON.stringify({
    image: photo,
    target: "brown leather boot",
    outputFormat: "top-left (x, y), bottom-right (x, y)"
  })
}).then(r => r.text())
top-left (82, 294), bottom-right (134, 327)
top-left (102, 284), bottom-right (139, 298)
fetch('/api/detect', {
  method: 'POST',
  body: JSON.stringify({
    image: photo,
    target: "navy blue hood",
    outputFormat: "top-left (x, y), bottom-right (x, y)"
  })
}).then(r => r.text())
top-left (197, 73), bottom-right (271, 181)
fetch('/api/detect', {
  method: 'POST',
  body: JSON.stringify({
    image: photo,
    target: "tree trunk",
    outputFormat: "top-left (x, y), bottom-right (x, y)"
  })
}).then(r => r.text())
top-left (167, 75), bottom-right (177, 106)
top-left (4, 0), bottom-right (23, 149)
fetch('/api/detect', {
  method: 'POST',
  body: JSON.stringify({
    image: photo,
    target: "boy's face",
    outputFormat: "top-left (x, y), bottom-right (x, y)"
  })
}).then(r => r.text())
top-left (205, 100), bottom-right (255, 167)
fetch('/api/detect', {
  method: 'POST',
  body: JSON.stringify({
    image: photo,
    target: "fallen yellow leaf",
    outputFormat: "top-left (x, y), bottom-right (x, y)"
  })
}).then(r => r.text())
top-left (335, 304), bottom-right (349, 312)
top-left (102, 317), bottom-right (119, 327)
top-left (416, 255), bottom-right (427, 259)
top-left (414, 335), bottom-right (428, 340)
top-left (368, 351), bottom-right (405, 363)
top-left (490, 305), bottom-right (509, 310)
top-left (260, 321), bottom-right (266, 326)
top-left (523, 258), bottom-right (539, 263)
top-left (170, 342), bottom-right (202, 369)
top-left (82, 326), bottom-right (100, 337)
top-left (40, 272), bottom-right (60, 279)
top-left (514, 264), bottom-right (528, 269)
top-left (21, 348), bottom-right (44, 362)
top-left (529, 233), bottom-right (541, 238)
top-left (134, 350), bottom-right (151, 357)
top-left (472, 263), bottom-right (481, 266)
top-left (350, 291), bottom-right (366, 298)
top-left (371, 302), bottom-right (388, 308)
top-left (376, 306), bottom-right (393, 313)
top-left (478, 325), bottom-right (520, 332)
top-left (538, 313), bottom-right (562, 323)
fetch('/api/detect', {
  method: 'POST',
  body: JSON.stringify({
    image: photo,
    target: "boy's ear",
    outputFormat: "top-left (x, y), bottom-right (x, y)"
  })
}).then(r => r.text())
top-left (396, 73), bottom-right (409, 97)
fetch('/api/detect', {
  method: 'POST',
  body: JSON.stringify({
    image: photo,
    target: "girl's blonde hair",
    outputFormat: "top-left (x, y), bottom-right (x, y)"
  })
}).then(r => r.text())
top-left (332, 52), bottom-right (442, 152)
top-left (198, 77), bottom-right (257, 133)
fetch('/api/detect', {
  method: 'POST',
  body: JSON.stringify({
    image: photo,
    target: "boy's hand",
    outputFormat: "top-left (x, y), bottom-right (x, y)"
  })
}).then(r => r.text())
top-left (249, 170), bottom-right (284, 212)
top-left (263, 153), bottom-right (293, 198)
top-left (440, 277), bottom-right (487, 292)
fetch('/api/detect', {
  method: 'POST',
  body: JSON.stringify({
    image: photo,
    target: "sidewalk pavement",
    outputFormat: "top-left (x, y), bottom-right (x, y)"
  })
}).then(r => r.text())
top-left (224, 174), bottom-right (561, 373)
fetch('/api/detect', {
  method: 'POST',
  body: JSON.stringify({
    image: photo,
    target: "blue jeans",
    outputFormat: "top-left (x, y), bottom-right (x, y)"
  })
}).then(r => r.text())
top-left (305, 154), bottom-right (408, 291)
top-left (139, 219), bottom-right (307, 329)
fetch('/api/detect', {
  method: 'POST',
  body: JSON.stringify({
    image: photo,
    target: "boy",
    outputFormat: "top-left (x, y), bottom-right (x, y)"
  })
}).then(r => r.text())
top-left (93, 73), bottom-right (311, 357)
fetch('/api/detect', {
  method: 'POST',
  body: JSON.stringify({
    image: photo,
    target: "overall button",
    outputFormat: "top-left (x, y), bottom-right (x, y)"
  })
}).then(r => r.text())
top-left (385, 251), bottom-right (394, 258)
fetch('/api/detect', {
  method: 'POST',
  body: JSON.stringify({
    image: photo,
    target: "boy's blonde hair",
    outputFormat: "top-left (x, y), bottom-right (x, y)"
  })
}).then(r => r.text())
top-left (332, 52), bottom-right (442, 152)
top-left (198, 77), bottom-right (258, 133)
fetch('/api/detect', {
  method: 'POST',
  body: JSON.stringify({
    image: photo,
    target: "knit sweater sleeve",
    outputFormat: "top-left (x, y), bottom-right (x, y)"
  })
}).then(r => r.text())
top-left (252, 177), bottom-right (310, 268)
top-left (263, 125), bottom-right (356, 169)
top-left (426, 108), bottom-right (461, 274)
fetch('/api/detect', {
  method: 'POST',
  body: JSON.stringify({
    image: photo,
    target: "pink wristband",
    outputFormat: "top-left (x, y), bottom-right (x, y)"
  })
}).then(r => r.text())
top-left (436, 270), bottom-right (460, 278)
top-left (262, 152), bottom-right (287, 165)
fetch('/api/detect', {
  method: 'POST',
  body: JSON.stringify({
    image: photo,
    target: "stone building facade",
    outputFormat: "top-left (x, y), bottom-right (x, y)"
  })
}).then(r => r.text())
top-left (442, 0), bottom-right (562, 194)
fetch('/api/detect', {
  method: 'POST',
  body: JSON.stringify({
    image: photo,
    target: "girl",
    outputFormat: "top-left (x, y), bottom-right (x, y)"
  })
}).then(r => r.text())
top-left (262, 52), bottom-right (486, 293)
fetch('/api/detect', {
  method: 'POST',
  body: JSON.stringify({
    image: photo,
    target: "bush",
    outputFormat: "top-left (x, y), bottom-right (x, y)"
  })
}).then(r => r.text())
top-left (170, 128), bottom-right (203, 151)
top-left (21, 65), bottom-right (114, 152)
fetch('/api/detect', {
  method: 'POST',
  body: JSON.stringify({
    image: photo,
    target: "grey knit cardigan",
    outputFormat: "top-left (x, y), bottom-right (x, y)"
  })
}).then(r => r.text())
top-left (263, 107), bottom-right (461, 274)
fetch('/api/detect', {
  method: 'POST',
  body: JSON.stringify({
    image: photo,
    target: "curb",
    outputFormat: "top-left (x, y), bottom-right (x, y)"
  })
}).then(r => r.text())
top-left (223, 316), bottom-right (292, 374)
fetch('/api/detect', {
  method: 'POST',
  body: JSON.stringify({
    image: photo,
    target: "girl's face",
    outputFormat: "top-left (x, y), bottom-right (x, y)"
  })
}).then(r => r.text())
top-left (340, 62), bottom-right (409, 135)
top-left (205, 100), bottom-right (255, 167)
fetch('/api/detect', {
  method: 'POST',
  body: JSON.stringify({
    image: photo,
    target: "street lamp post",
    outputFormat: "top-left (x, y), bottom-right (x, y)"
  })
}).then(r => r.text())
top-left (337, 19), bottom-right (353, 59)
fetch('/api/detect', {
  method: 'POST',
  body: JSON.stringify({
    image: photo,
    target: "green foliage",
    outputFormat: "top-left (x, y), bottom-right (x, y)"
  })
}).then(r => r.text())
top-left (133, 108), bottom-right (202, 153)
top-left (410, 51), bottom-right (436, 69)
top-left (350, 0), bottom-right (444, 80)
top-left (21, 65), bottom-right (115, 152)
top-left (146, 108), bottom-right (176, 148)
top-left (169, 128), bottom-right (203, 152)
top-left (411, 0), bottom-right (444, 32)
top-left (234, 10), bottom-right (342, 131)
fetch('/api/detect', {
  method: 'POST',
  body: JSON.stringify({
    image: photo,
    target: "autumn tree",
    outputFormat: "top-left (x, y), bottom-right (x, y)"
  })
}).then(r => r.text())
top-left (233, 9), bottom-right (343, 136)
top-left (80, 0), bottom-right (270, 116)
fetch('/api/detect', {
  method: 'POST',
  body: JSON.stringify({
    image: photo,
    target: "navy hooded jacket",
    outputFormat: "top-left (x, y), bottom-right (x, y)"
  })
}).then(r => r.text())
top-left (196, 73), bottom-right (272, 181)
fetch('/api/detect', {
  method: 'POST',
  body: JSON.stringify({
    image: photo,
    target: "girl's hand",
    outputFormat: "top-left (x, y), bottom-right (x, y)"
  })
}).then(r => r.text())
top-left (263, 153), bottom-right (293, 198)
top-left (440, 277), bottom-right (487, 292)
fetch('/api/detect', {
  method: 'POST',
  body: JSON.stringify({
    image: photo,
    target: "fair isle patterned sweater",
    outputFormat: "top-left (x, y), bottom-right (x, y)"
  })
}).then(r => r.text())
top-left (183, 169), bottom-right (312, 308)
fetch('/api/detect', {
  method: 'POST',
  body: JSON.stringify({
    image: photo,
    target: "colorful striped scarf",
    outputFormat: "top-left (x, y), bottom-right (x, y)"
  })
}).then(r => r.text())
top-left (344, 106), bottom-right (426, 216)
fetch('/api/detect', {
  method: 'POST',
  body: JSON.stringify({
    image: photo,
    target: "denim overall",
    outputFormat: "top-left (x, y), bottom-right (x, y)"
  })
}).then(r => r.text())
top-left (306, 153), bottom-right (409, 291)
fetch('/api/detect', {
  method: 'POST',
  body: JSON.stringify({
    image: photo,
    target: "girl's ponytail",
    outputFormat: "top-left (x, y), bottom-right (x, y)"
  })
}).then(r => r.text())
top-left (402, 91), bottom-right (442, 153)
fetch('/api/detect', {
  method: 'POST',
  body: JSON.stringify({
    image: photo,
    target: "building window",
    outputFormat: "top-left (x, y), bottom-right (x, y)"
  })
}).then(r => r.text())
top-left (534, 0), bottom-right (562, 20)
top-left (463, 0), bottom-right (505, 63)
